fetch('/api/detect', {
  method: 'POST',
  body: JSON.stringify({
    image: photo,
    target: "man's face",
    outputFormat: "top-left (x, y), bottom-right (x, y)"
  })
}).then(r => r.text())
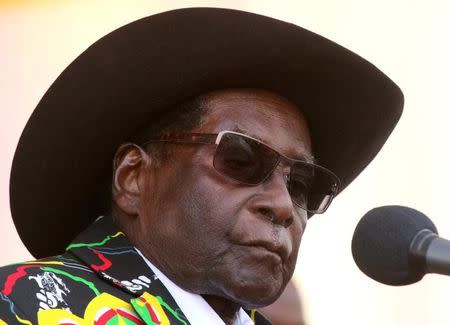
top-left (135, 89), bottom-right (312, 307)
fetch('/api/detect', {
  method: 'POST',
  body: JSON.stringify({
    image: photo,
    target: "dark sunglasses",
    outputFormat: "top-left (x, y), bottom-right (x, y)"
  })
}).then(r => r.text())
top-left (142, 130), bottom-right (340, 214)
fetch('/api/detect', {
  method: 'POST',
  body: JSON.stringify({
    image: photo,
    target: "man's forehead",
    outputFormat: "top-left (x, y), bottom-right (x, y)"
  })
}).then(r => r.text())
top-left (196, 88), bottom-right (313, 160)
top-left (231, 125), bottom-right (314, 163)
top-left (202, 88), bottom-right (296, 108)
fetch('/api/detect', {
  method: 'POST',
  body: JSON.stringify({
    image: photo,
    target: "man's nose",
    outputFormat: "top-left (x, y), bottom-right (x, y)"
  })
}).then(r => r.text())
top-left (252, 169), bottom-right (295, 227)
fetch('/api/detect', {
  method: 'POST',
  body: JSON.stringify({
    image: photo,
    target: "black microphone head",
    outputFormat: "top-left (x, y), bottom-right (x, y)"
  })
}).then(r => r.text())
top-left (351, 205), bottom-right (437, 285)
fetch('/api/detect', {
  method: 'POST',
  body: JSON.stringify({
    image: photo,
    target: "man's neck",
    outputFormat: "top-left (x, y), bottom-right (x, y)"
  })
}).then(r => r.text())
top-left (202, 294), bottom-right (241, 325)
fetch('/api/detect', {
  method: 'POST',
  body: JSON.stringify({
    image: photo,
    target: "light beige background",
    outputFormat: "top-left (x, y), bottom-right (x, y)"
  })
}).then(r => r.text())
top-left (1, 1), bottom-right (450, 324)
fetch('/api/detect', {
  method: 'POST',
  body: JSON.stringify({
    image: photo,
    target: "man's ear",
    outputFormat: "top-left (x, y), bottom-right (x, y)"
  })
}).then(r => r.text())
top-left (112, 143), bottom-right (150, 216)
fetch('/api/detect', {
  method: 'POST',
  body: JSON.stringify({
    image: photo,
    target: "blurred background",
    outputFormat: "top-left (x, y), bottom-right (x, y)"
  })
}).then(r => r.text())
top-left (1, 1), bottom-right (449, 324)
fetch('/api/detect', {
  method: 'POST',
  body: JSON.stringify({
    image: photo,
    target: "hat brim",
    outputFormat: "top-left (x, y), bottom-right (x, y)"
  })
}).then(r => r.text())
top-left (10, 7), bottom-right (403, 258)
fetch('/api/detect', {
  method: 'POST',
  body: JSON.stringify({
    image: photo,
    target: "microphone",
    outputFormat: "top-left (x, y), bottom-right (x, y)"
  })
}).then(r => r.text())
top-left (351, 205), bottom-right (450, 285)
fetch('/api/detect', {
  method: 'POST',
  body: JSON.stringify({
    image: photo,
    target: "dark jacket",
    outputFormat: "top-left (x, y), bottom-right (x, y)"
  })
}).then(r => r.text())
top-left (0, 217), bottom-right (270, 324)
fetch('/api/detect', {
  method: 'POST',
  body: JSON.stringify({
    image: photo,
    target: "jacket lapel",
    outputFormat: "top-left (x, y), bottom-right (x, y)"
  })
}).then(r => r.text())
top-left (66, 216), bottom-right (190, 324)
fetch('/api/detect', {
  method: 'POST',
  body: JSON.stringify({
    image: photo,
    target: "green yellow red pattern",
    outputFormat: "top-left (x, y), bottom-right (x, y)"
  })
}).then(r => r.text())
top-left (37, 292), bottom-right (172, 325)
top-left (0, 217), bottom-right (190, 324)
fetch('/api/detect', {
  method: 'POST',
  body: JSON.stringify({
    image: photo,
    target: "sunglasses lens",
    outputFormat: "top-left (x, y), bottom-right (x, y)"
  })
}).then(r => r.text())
top-left (290, 162), bottom-right (338, 213)
top-left (213, 132), bottom-right (339, 214)
top-left (213, 132), bottom-right (279, 184)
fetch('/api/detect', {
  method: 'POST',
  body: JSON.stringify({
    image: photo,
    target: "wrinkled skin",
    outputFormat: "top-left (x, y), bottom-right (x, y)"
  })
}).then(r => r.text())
top-left (112, 89), bottom-right (312, 323)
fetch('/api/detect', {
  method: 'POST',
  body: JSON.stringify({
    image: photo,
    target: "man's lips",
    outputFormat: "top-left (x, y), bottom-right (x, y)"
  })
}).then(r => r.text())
top-left (240, 240), bottom-right (290, 263)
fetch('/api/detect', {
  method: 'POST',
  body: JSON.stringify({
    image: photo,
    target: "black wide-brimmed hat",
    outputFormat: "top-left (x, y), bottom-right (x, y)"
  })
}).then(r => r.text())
top-left (10, 7), bottom-right (403, 258)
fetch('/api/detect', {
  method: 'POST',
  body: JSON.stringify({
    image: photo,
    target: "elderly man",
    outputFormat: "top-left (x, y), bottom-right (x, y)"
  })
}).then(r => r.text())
top-left (0, 7), bottom-right (403, 325)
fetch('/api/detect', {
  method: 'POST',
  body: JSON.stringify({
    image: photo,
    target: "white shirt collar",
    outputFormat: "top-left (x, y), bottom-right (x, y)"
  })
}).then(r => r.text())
top-left (136, 248), bottom-right (254, 325)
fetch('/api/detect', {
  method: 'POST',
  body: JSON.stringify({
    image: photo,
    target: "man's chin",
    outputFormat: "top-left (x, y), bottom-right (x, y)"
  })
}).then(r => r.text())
top-left (220, 276), bottom-right (287, 309)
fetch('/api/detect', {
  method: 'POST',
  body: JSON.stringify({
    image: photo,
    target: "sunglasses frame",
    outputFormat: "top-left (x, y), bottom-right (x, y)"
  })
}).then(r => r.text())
top-left (142, 130), bottom-right (341, 214)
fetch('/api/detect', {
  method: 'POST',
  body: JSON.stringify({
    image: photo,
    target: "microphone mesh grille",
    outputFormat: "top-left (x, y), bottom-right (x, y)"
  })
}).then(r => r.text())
top-left (351, 205), bottom-right (437, 285)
